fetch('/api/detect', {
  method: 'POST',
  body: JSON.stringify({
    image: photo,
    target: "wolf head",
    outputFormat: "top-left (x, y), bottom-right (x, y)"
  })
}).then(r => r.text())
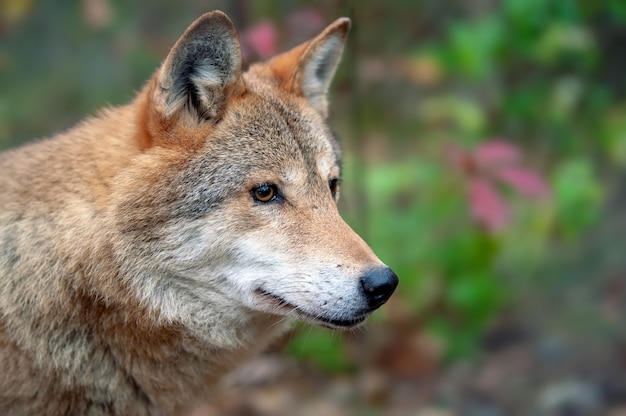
top-left (114, 11), bottom-right (397, 341)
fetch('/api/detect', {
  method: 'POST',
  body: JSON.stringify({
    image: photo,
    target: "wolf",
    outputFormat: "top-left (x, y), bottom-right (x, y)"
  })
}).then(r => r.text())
top-left (0, 10), bottom-right (398, 415)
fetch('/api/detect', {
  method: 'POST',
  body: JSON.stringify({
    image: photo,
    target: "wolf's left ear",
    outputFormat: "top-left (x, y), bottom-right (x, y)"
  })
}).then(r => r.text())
top-left (154, 11), bottom-right (243, 122)
top-left (268, 18), bottom-right (350, 117)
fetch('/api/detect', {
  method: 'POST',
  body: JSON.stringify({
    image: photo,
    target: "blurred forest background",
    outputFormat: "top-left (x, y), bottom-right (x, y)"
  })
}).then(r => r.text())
top-left (2, 0), bottom-right (626, 415)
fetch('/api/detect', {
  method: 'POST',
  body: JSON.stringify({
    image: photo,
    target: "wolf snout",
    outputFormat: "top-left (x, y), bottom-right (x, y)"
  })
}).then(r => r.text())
top-left (360, 267), bottom-right (398, 311)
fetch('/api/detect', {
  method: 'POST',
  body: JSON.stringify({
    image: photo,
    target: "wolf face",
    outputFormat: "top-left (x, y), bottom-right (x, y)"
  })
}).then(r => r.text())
top-left (0, 11), bottom-right (398, 413)
top-left (113, 12), bottom-right (398, 337)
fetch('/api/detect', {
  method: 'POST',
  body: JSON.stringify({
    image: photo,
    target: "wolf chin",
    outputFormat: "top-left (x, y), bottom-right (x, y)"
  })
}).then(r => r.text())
top-left (0, 11), bottom-right (398, 415)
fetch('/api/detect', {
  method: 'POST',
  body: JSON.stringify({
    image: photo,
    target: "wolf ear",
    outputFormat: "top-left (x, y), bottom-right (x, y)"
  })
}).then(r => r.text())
top-left (154, 11), bottom-right (243, 121)
top-left (268, 18), bottom-right (350, 117)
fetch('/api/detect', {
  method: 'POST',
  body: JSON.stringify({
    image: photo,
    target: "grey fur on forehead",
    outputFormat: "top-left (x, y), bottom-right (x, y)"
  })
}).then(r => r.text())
top-left (221, 93), bottom-right (340, 165)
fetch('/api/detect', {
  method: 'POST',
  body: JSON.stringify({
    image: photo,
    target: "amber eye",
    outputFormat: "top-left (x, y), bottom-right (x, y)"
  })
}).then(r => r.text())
top-left (329, 178), bottom-right (339, 198)
top-left (251, 184), bottom-right (277, 203)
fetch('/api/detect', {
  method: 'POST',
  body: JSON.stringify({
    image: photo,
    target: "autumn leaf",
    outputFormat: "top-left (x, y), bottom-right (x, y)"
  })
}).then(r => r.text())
top-left (240, 21), bottom-right (278, 61)
top-left (496, 166), bottom-right (551, 198)
top-left (469, 178), bottom-right (509, 232)
top-left (447, 139), bottom-right (550, 232)
top-left (474, 140), bottom-right (521, 167)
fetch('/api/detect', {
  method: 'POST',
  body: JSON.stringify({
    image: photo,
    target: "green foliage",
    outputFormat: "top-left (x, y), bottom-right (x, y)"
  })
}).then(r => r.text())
top-left (418, 96), bottom-right (487, 139)
top-left (364, 158), bottom-right (505, 359)
top-left (287, 325), bottom-right (352, 373)
top-left (551, 159), bottom-right (604, 240)
top-left (290, 0), bottom-right (615, 365)
top-left (444, 16), bottom-right (504, 81)
top-left (599, 103), bottom-right (626, 165)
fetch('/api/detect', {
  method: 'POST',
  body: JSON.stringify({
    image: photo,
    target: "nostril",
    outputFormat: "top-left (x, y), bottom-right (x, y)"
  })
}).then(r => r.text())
top-left (360, 267), bottom-right (399, 311)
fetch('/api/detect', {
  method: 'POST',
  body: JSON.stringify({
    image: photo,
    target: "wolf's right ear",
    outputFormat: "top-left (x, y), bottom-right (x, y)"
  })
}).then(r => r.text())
top-left (152, 11), bottom-right (244, 122)
top-left (263, 18), bottom-right (350, 118)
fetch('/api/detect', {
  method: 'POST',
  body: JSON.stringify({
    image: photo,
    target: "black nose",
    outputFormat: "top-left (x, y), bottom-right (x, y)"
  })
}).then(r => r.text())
top-left (360, 267), bottom-right (398, 311)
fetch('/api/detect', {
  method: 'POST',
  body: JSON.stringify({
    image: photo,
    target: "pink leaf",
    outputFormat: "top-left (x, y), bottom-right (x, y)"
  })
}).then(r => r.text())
top-left (475, 140), bottom-right (521, 168)
top-left (496, 167), bottom-right (551, 198)
top-left (468, 178), bottom-right (509, 232)
top-left (240, 21), bottom-right (278, 60)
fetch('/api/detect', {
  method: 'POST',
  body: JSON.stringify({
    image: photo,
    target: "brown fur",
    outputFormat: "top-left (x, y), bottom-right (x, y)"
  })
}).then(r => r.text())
top-left (0, 11), bottom-right (396, 415)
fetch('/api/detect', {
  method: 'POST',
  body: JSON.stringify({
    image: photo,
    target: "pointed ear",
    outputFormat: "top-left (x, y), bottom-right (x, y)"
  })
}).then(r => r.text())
top-left (154, 11), bottom-right (243, 122)
top-left (268, 18), bottom-right (350, 117)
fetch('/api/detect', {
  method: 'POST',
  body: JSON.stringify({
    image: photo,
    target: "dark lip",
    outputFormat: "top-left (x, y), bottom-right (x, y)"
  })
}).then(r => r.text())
top-left (254, 288), bottom-right (367, 329)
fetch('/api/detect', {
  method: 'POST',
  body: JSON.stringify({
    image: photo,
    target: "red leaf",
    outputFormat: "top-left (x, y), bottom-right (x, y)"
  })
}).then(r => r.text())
top-left (240, 21), bottom-right (278, 60)
top-left (469, 178), bottom-right (509, 232)
top-left (475, 140), bottom-right (521, 168)
top-left (496, 167), bottom-right (550, 198)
